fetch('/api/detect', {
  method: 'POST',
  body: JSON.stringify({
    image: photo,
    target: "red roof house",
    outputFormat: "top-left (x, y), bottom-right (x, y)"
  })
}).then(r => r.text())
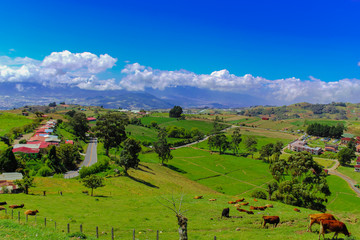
top-left (12, 147), bottom-right (40, 154)
top-left (87, 117), bottom-right (96, 121)
top-left (65, 140), bottom-right (74, 144)
top-left (341, 138), bottom-right (353, 144)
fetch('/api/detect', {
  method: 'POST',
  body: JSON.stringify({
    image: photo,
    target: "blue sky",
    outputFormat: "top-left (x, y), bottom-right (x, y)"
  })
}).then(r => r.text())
top-left (1, 0), bottom-right (360, 104)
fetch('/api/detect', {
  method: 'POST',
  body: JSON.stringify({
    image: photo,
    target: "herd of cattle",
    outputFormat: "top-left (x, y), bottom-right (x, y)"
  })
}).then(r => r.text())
top-left (194, 196), bottom-right (351, 239)
top-left (0, 202), bottom-right (39, 216)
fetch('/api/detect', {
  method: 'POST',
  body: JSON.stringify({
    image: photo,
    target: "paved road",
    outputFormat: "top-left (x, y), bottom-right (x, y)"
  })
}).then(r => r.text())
top-left (64, 138), bottom-right (98, 179)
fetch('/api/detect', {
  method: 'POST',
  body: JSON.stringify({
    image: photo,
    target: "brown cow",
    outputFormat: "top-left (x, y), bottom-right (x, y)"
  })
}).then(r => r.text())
top-left (25, 210), bottom-right (39, 215)
top-left (9, 204), bottom-right (24, 209)
top-left (308, 213), bottom-right (336, 232)
top-left (208, 199), bottom-right (216, 201)
top-left (0, 206), bottom-right (6, 210)
top-left (258, 206), bottom-right (267, 211)
top-left (194, 196), bottom-right (203, 199)
top-left (254, 198), bottom-right (258, 202)
top-left (262, 216), bottom-right (280, 228)
top-left (236, 198), bottom-right (245, 202)
top-left (294, 208), bottom-right (300, 212)
top-left (228, 201), bottom-right (237, 204)
top-left (240, 202), bottom-right (249, 206)
top-left (250, 206), bottom-right (259, 210)
top-left (265, 204), bottom-right (273, 208)
top-left (319, 220), bottom-right (350, 240)
top-left (236, 208), bottom-right (247, 212)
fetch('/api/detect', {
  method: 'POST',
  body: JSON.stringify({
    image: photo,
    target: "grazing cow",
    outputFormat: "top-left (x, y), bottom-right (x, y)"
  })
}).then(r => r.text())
top-left (265, 204), bottom-right (273, 208)
top-left (234, 203), bottom-right (240, 208)
top-left (254, 198), bottom-right (258, 202)
top-left (209, 199), bottom-right (216, 201)
top-left (250, 206), bottom-right (259, 210)
top-left (294, 208), bottom-right (300, 212)
top-left (308, 213), bottom-right (336, 232)
top-left (228, 201), bottom-right (237, 204)
top-left (9, 204), bottom-right (24, 209)
top-left (319, 220), bottom-right (350, 240)
top-left (25, 210), bottom-right (39, 216)
top-left (262, 216), bottom-right (280, 228)
top-left (246, 211), bottom-right (254, 215)
top-left (258, 206), bottom-right (267, 211)
top-left (221, 208), bottom-right (230, 218)
top-left (236, 198), bottom-right (245, 202)
top-left (240, 202), bottom-right (249, 206)
top-left (0, 202), bottom-right (7, 205)
top-left (236, 208), bottom-right (247, 212)
top-left (194, 196), bottom-right (203, 199)
top-left (0, 206), bottom-right (6, 210)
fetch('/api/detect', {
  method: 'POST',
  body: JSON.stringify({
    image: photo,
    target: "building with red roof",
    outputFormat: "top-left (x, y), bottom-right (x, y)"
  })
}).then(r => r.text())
top-left (87, 117), bottom-right (96, 121)
top-left (65, 140), bottom-right (74, 144)
top-left (341, 138), bottom-right (353, 144)
top-left (355, 165), bottom-right (360, 172)
top-left (12, 147), bottom-right (40, 154)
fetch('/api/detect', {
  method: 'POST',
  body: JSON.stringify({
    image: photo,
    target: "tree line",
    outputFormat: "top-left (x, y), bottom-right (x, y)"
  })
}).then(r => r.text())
top-left (306, 123), bottom-right (344, 138)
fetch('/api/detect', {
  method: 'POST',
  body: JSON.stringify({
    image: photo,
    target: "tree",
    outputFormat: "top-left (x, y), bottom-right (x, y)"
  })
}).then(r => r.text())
top-left (81, 174), bottom-right (105, 196)
top-left (190, 128), bottom-right (204, 141)
top-left (57, 144), bottom-right (81, 170)
top-left (154, 129), bottom-right (173, 165)
top-left (119, 138), bottom-right (142, 175)
top-left (14, 170), bottom-right (35, 194)
top-left (0, 147), bottom-right (18, 172)
top-left (259, 143), bottom-right (274, 162)
top-left (169, 106), bottom-right (183, 118)
top-left (231, 128), bottom-right (242, 155)
top-left (266, 181), bottom-right (278, 200)
top-left (244, 136), bottom-right (257, 158)
top-left (47, 145), bottom-right (64, 173)
top-left (34, 111), bottom-right (44, 118)
top-left (65, 110), bottom-right (76, 118)
top-left (70, 112), bottom-right (90, 140)
top-left (207, 133), bottom-right (229, 154)
top-left (95, 112), bottom-right (129, 156)
top-left (273, 141), bottom-right (284, 155)
top-left (0, 136), bottom-right (11, 147)
top-left (337, 147), bottom-right (356, 166)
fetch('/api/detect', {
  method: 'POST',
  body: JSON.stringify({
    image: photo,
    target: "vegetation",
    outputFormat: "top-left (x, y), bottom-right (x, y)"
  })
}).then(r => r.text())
top-left (119, 138), bottom-right (142, 174)
top-left (81, 174), bottom-right (105, 196)
top-left (306, 122), bottom-right (344, 138)
top-left (0, 147), bottom-right (18, 172)
top-left (154, 129), bottom-right (173, 165)
top-left (169, 105), bottom-right (183, 118)
top-left (208, 133), bottom-right (229, 154)
top-left (337, 147), bottom-right (356, 166)
top-left (69, 112), bottom-right (89, 140)
top-left (244, 136), bottom-right (258, 158)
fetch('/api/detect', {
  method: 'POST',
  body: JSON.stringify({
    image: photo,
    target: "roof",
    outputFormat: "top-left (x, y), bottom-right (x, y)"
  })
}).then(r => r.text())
top-left (45, 137), bottom-right (61, 142)
top-left (39, 142), bottom-right (52, 148)
top-left (87, 117), bottom-right (96, 121)
top-left (13, 147), bottom-right (40, 153)
top-left (13, 144), bottom-right (40, 149)
top-left (354, 165), bottom-right (360, 168)
top-left (341, 137), bottom-right (353, 141)
top-left (0, 172), bottom-right (23, 181)
top-left (325, 147), bottom-right (337, 151)
top-left (28, 136), bottom-right (47, 142)
top-left (65, 140), bottom-right (74, 144)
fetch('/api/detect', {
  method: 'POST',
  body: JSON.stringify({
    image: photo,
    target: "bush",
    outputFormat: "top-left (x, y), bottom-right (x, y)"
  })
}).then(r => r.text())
top-left (37, 166), bottom-right (53, 177)
top-left (68, 232), bottom-right (87, 239)
top-left (19, 139), bottom-right (27, 144)
top-left (79, 156), bottom-right (110, 178)
top-left (251, 190), bottom-right (267, 200)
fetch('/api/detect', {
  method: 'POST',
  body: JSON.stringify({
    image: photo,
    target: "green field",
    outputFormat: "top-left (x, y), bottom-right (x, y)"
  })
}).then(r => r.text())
top-left (338, 165), bottom-right (360, 185)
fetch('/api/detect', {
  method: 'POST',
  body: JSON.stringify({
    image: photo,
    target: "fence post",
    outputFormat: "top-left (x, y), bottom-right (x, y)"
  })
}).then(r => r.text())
top-left (133, 229), bottom-right (135, 240)
top-left (214, 236), bottom-right (217, 240)
top-left (111, 227), bottom-right (114, 240)
top-left (18, 211), bottom-right (20, 223)
top-left (80, 224), bottom-right (82, 233)
top-left (67, 223), bottom-right (70, 233)
top-left (96, 226), bottom-right (99, 238)
top-left (44, 217), bottom-right (46, 227)
top-left (11, 209), bottom-right (13, 219)
top-left (157, 230), bottom-right (159, 240)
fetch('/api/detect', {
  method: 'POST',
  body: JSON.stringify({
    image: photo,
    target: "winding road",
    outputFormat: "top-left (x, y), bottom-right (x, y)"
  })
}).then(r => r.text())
top-left (64, 138), bottom-right (98, 179)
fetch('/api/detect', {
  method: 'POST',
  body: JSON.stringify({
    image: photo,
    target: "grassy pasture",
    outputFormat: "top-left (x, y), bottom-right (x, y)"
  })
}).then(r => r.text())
top-left (0, 112), bottom-right (33, 136)
top-left (337, 165), bottom-right (360, 185)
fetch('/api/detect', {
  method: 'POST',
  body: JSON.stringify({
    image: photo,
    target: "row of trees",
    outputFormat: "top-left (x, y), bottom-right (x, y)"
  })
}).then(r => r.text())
top-left (306, 123), bottom-right (344, 138)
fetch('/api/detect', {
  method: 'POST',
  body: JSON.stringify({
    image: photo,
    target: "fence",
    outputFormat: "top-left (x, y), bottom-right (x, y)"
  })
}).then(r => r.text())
top-left (2, 208), bottom-right (220, 239)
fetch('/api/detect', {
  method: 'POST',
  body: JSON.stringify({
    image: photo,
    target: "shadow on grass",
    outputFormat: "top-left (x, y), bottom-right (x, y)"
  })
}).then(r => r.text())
top-left (127, 175), bottom-right (159, 189)
top-left (165, 164), bottom-right (187, 174)
top-left (93, 195), bottom-right (110, 198)
top-left (138, 166), bottom-right (156, 175)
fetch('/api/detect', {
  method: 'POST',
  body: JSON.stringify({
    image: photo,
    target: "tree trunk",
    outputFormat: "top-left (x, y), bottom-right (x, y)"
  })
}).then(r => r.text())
top-left (177, 215), bottom-right (188, 240)
top-left (25, 186), bottom-right (29, 194)
top-left (91, 188), bottom-right (93, 196)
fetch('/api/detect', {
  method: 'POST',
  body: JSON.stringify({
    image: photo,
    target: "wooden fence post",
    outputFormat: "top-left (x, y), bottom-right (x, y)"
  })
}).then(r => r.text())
top-left (96, 226), bottom-right (99, 238)
top-left (67, 223), bottom-right (70, 233)
top-left (214, 236), bottom-right (217, 240)
top-left (157, 230), bottom-right (159, 240)
top-left (133, 229), bottom-right (135, 240)
top-left (18, 211), bottom-right (20, 223)
top-left (80, 224), bottom-right (82, 233)
top-left (111, 227), bottom-right (114, 240)
top-left (44, 217), bottom-right (46, 227)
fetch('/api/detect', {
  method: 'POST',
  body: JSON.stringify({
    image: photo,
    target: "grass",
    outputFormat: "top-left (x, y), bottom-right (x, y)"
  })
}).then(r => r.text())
top-left (338, 165), bottom-right (360, 185)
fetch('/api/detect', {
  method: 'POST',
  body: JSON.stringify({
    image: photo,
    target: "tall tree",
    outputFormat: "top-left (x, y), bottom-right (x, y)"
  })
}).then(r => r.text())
top-left (119, 138), bottom-right (142, 175)
top-left (81, 174), bottom-right (105, 196)
top-left (14, 170), bottom-right (35, 194)
top-left (169, 106), bottom-right (183, 118)
top-left (0, 147), bottom-right (18, 172)
top-left (244, 136), bottom-right (258, 158)
top-left (337, 147), bottom-right (356, 166)
top-left (95, 113), bottom-right (129, 156)
top-left (154, 129), bottom-right (173, 165)
top-left (57, 144), bottom-right (81, 170)
top-left (207, 133), bottom-right (229, 154)
top-left (259, 143), bottom-right (274, 162)
top-left (231, 128), bottom-right (242, 156)
top-left (70, 112), bottom-right (90, 140)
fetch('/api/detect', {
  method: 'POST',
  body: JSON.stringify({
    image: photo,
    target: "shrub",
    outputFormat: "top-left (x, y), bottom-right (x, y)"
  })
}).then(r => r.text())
top-left (68, 232), bottom-right (87, 239)
top-left (37, 166), bottom-right (53, 177)
top-left (19, 139), bottom-right (27, 144)
top-left (251, 190), bottom-right (267, 200)
top-left (79, 156), bottom-right (110, 178)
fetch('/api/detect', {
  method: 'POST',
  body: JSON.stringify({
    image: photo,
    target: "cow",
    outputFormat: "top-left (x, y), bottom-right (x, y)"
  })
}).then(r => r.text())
top-left (308, 213), bottom-right (336, 232)
top-left (240, 202), bottom-right (249, 206)
top-left (265, 204), bottom-right (273, 208)
top-left (9, 204), bottom-right (24, 209)
top-left (0, 206), bottom-right (6, 210)
top-left (236, 198), bottom-right (245, 202)
top-left (262, 216), bottom-right (280, 228)
top-left (236, 208), bottom-right (247, 212)
top-left (258, 206), bottom-right (267, 211)
top-left (250, 206), bottom-right (259, 210)
top-left (209, 199), bottom-right (216, 201)
top-left (294, 208), bottom-right (300, 212)
top-left (254, 198), bottom-right (258, 202)
top-left (25, 210), bottom-right (39, 216)
top-left (194, 196), bottom-right (203, 199)
top-left (221, 208), bottom-right (230, 218)
top-left (319, 220), bottom-right (350, 240)
top-left (0, 202), bottom-right (7, 205)
top-left (246, 210), bottom-right (254, 215)
top-left (228, 201), bottom-right (237, 204)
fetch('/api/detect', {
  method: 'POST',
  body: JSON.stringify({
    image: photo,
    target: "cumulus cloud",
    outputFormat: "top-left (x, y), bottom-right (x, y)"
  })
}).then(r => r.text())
top-left (0, 50), bottom-right (117, 90)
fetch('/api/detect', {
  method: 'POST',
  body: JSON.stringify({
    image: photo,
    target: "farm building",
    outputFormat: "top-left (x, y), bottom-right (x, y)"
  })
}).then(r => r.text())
top-left (324, 144), bottom-right (338, 153)
top-left (22, 112), bottom-right (29, 116)
top-left (87, 117), bottom-right (96, 121)
top-left (65, 140), bottom-right (74, 144)
top-left (341, 137), bottom-right (353, 144)
top-left (355, 165), bottom-right (360, 172)
top-left (288, 140), bottom-right (322, 155)
top-left (356, 157), bottom-right (360, 165)
top-left (261, 117), bottom-right (269, 120)
top-left (0, 173), bottom-right (23, 193)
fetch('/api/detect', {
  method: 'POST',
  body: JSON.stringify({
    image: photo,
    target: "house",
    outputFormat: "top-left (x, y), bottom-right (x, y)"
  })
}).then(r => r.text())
top-left (0, 172), bottom-right (23, 181)
top-left (341, 137), bottom-right (353, 144)
top-left (288, 140), bottom-right (322, 155)
top-left (22, 112), bottom-right (29, 116)
top-left (356, 157), bottom-right (360, 165)
top-left (324, 144), bottom-right (338, 153)
top-left (356, 145), bottom-right (360, 153)
top-left (355, 165), bottom-right (360, 172)
top-left (87, 117), bottom-right (96, 121)
top-left (261, 117), bottom-right (269, 120)
top-left (65, 140), bottom-right (74, 144)
top-left (12, 143), bottom-right (40, 154)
